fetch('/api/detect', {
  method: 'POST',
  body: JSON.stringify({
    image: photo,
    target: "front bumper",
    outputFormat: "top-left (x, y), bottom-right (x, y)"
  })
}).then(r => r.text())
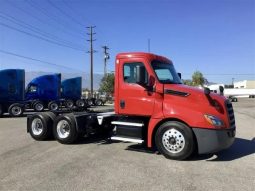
top-left (192, 126), bottom-right (236, 154)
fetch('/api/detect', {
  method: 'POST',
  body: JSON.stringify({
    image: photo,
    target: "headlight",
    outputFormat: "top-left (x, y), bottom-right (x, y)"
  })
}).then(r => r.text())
top-left (204, 114), bottom-right (225, 127)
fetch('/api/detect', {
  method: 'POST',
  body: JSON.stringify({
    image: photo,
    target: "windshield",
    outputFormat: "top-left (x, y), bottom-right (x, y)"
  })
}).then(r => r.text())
top-left (151, 60), bottom-right (182, 84)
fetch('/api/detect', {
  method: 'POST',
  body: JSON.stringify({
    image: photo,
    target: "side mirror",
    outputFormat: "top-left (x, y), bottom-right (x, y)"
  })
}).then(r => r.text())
top-left (219, 86), bottom-right (224, 95)
top-left (135, 65), bottom-right (146, 85)
top-left (177, 72), bottom-right (182, 79)
top-left (204, 87), bottom-right (210, 95)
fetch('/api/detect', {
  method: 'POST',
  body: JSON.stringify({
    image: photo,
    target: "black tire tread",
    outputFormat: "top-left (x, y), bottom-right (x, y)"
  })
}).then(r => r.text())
top-left (155, 121), bottom-right (195, 160)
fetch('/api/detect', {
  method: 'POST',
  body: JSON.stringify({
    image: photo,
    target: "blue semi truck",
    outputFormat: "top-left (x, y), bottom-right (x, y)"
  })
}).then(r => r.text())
top-left (0, 69), bottom-right (86, 117)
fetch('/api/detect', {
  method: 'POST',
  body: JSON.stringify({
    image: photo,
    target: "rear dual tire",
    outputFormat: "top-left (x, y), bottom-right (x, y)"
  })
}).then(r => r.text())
top-left (28, 112), bottom-right (56, 140)
top-left (155, 121), bottom-right (195, 160)
top-left (48, 101), bottom-right (59, 111)
top-left (76, 99), bottom-right (85, 107)
top-left (33, 101), bottom-right (44, 112)
top-left (65, 100), bottom-right (74, 108)
top-left (53, 114), bottom-right (78, 144)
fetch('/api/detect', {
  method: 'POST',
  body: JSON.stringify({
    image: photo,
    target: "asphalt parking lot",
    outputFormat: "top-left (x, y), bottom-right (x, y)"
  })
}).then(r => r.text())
top-left (0, 99), bottom-right (254, 191)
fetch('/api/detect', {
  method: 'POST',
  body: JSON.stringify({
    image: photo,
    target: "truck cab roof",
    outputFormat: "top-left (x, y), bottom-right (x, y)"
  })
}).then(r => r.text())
top-left (116, 52), bottom-right (172, 64)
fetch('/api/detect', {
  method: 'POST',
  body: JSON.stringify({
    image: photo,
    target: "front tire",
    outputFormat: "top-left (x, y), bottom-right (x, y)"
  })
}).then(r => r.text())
top-left (53, 114), bottom-right (78, 144)
top-left (28, 112), bottom-right (56, 140)
top-left (155, 121), bottom-right (194, 160)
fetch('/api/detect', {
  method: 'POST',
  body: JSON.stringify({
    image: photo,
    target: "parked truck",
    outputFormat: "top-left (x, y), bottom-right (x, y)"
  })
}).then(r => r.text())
top-left (0, 69), bottom-right (86, 117)
top-left (0, 69), bottom-right (26, 117)
top-left (27, 52), bottom-right (236, 160)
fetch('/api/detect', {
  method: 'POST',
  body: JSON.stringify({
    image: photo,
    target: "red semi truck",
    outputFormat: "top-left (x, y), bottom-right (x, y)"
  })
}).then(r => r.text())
top-left (27, 52), bottom-right (236, 160)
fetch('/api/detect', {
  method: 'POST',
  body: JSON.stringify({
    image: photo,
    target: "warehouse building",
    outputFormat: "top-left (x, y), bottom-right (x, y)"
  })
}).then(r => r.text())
top-left (234, 80), bottom-right (255, 89)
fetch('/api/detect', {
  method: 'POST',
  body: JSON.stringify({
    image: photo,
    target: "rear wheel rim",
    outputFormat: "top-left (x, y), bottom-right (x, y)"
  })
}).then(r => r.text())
top-left (77, 100), bottom-right (85, 107)
top-left (35, 103), bottom-right (43, 111)
top-left (11, 106), bottom-right (22, 116)
top-left (50, 103), bottom-right (58, 110)
top-left (57, 120), bottom-right (70, 139)
top-left (162, 128), bottom-right (185, 154)
top-left (66, 101), bottom-right (73, 108)
top-left (31, 118), bottom-right (43, 135)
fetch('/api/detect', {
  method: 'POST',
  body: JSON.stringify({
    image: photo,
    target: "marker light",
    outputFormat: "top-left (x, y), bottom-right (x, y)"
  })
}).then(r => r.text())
top-left (204, 114), bottom-right (225, 128)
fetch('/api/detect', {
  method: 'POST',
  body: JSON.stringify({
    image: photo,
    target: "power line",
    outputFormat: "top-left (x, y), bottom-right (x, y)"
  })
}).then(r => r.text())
top-left (0, 22), bottom-right (85, 52)
top-left (24, 0), bottom-right (85, 39)
top-left (61, 0), bottom-right (110, 45)
top-left (6, 0), bottom-right (84, 40)
top-left (0, 13), bottom-right (85, 50)
top-left (0, 49), bottom-right (82, 72)
top-left (47, 0), bottom-right (84, 27)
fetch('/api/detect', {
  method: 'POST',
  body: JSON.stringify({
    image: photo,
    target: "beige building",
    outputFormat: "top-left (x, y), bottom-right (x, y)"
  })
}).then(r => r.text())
top-left (234, 80), bottom-right (255, 89)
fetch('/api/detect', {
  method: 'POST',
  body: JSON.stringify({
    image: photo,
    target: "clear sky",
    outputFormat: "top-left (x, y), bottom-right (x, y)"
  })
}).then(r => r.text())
top-left (0, 0), bottom-right (254, 84)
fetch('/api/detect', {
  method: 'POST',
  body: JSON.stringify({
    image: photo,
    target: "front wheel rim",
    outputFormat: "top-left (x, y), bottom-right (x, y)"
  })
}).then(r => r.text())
top-left (162, 128), bottom-right (185, 154)
top-left (57, 120), bottom-right (70, 139)
top-left (31, 118), bottom-right (43, 135)
top-left (11, 106), bottom-right (22, 116)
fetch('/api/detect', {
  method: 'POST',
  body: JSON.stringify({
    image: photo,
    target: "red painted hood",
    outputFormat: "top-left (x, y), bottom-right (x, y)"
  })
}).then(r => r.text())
top-left (162, 84), bottom-right (230, 128)
top-left (163, 84), bottom-right (226, 103)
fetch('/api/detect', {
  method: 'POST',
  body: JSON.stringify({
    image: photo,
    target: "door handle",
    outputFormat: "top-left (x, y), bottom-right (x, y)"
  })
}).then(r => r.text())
top-left (120, 100), bottom-right (125, 109)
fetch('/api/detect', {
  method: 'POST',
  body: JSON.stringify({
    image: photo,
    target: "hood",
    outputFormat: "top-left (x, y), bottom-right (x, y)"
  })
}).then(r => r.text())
top-left (163, 84), bottom-right (227, 108)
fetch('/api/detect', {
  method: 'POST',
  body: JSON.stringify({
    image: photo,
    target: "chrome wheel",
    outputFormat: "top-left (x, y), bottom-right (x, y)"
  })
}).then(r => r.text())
top-left (162, 128), bottom-right (185, 154)
top-left (57, 120), bottom-right (70, 139)
top-left (11, 106), bottom-right (22, 116)
top-left (31, 118), bottom-right (43, 135)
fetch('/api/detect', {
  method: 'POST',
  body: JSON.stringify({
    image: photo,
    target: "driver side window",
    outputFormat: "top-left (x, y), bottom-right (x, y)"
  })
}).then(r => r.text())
top-left (123, 62), bottom-right (148, 84)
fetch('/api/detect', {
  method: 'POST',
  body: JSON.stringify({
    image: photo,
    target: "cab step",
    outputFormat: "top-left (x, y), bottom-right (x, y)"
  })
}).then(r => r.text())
top-left (111, 136), bottom-right (144, 143)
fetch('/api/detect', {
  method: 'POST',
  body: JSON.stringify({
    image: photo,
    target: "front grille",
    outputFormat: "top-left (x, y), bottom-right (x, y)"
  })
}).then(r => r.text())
top-left (225, 100), bottom-right (235, 128)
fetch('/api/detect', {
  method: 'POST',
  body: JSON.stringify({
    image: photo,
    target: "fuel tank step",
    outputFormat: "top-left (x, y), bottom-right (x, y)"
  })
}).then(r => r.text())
top-left (111, 136), bottom-right (144, 143)
top-left (111, 121), bottom-right (144, 127)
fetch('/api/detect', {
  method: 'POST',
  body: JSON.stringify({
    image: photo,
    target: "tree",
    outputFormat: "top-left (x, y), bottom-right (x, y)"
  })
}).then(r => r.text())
top-left (192, 71), bottom-right (205, 86)
top-left (183, 79), bottom-right (193, 86)
top-left (99, 73), bottom-right (115, 95)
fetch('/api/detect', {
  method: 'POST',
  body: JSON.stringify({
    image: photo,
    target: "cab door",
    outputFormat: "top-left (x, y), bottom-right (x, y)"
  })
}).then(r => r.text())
top-left (118, 57), bottom-right (155, 116)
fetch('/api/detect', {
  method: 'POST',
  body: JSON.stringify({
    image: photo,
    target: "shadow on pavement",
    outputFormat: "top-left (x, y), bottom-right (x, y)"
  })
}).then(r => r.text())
top-left (74, 136), bottom-right (255, 161)
top-left (75, 134), bottom-right (114, 145)
top-left (190, 137), bottom-right (255, 161)
top-left (125, 137), bottom-right (255, 161)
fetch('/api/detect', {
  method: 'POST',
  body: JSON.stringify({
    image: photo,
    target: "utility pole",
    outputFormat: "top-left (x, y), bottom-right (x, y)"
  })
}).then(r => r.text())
top-left (102, 46), bottom-right (110, 76)
top-left (232, 78), bottom-right (235, 87)
top-left (86, 26), bottom-right (96, 96)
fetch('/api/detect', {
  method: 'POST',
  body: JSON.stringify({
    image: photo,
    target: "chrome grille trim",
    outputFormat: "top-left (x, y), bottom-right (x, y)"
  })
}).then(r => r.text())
top-left (225, 100), bottom-right (236, 128)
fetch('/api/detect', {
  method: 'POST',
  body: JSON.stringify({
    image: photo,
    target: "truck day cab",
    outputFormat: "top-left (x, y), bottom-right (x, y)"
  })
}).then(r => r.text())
top-left (27, 52), bottom-right (236, 160)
